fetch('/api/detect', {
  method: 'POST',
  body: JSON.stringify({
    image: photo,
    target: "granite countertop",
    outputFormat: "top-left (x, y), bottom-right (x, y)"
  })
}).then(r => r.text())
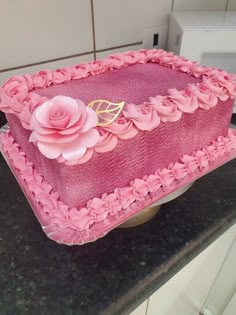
top-left (0, 154), bottom-right (236, 315)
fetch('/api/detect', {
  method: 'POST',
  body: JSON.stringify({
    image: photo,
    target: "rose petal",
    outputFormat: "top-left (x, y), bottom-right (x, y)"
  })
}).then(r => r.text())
top-left (34, 100), bottom-right (55, 126)
top-left (78, 129), bottom-right (100, 148)
top-left (80, 107), bottom-right (98, 132)
top-left (52, 96), bottom-right (82, 127)
top-left (37, 142), bottom-right (62, 159)
top-left (62, 143), bottom-right (87, 161)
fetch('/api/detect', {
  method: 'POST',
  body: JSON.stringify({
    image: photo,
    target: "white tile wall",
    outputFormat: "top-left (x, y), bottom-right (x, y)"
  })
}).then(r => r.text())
top-left (0, 0), bottom-right (93, 69)
top-left (93, 0), bottom-right (172, 50)
top-left (227, 0), bottom-right (236, 10)
top-left (0, 0), bottom-right (232, 83)
top-left (173, 0), bottom-right (227, 11)
top-left (0, 54), bottom-right (94, 85)
top-left (96, 45), bottom-right (141, 60)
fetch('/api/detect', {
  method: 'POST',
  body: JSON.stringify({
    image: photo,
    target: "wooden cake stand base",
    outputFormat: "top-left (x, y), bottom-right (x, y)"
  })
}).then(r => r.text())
top-left (118, 182), bottom-right (193, 228)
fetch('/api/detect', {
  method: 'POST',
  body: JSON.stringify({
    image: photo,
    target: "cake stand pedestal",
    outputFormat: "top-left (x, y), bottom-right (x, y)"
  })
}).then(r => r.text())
top-left (118, 182), bottom-right (193, 228)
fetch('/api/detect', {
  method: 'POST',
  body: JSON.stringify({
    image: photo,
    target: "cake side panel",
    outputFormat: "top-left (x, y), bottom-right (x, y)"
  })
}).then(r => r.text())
top-left (5, 99), bottom-right (233, 208)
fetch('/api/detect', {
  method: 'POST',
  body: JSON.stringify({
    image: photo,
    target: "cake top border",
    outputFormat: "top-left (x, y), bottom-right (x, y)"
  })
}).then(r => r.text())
top-left (0, 49), bottom-right (235, 165)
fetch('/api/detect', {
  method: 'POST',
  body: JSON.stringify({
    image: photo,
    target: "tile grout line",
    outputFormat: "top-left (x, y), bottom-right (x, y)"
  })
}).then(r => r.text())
top-left (96, 42), bottom-right (143, 54)
top-left (171, 0), bottom-right (175, 12)
top-left (225, 0), bottom-right (230, 11)
top-left (0, 51), bottom-right (94, 73)
top-left (0, 42), bottom-right (142, 74)
top-left (90, 0), bottom-right (97, 60)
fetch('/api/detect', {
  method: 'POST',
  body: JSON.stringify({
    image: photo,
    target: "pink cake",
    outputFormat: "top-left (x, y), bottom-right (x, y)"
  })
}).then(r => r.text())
top-left (0, 49), bottom-right (236, 245)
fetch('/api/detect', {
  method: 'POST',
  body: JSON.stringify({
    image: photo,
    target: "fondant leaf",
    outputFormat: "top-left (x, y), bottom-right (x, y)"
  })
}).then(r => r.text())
top-left (87, 100), bottom-right (125, 127)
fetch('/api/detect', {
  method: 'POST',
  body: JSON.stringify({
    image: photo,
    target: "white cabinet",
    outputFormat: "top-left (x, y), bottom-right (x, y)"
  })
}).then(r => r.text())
top-left (130, 224), bottom-right (236, 315)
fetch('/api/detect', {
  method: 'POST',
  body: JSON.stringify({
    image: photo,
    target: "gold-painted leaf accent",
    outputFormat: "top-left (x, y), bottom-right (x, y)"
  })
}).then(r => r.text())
top-left (87, 99), bottom-right (125, 127)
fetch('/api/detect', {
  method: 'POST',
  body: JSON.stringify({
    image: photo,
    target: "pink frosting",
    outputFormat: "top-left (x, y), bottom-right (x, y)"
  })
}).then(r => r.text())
top-left (180, 155), bottom-right (199, 173)
top-left (131, 178), bottom-right (149, 200)
top-left (1, 129), bottom-right (236, 244)
top-left (107, 53), bottom-right (126, 69)
top-left (94, 129), bottom-right (118, 153)
top-left (123, 103), bottom-right (160, 131)
top-left (29, 96), bottom-right (99, 161)
top-left (19, 92), bottom-right (48, 129)
top-left (87, 198), bottom-right (108, 222)
top-left (149, 96), bottom-right (182, 122)
top-left (189, 64), bottom-right (210, 78)
top-left (1, 49), bottom-right (236, 166)
top-left (201, 78), bottom-right (229, 101)
top-left (52, 67), bottom-right (72, 84)
top-left (168, 88), bottom-right (199, 113)
top-left (172, 57), bottom-right (196, 73)
top-left (0, 75), bottom-right (33, 114)
top-left (207, 70), bottom-right (236, 98)
top-left (114, 187), bottom-right (136, 209)
top-left (104, 116), bottom-right (138, 139)
top-left (0, 88), bottom-right (24, 114)
top-left (102, 193), bottom-right (122, 215)
top-left (71, 62), bottom-right (90, 80)
top-left (2, 75), bottom-right (33, 100)
top-left (32, 70), bottom-right (53, 89)
top-left (187, 83), bottom-right (218, 110)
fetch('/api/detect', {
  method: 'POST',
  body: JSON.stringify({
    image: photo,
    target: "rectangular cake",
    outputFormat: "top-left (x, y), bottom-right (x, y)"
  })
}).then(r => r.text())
top-left (1, 49), bottom-right (236, 244)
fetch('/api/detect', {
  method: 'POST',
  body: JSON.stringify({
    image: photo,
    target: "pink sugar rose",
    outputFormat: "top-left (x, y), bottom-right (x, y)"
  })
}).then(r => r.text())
top-left (123, 103), bottom-right (160, 131)
top-left (29, 96), bottom-right (100, 161)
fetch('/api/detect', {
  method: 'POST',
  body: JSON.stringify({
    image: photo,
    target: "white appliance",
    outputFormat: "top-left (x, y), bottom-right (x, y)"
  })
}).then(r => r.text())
top-left (167, 11), bottom-right (236, 113)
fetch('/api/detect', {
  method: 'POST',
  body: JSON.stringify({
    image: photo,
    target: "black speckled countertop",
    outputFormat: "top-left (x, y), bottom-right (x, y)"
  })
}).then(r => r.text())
top-left (0, 154), bottom-right (236, 315)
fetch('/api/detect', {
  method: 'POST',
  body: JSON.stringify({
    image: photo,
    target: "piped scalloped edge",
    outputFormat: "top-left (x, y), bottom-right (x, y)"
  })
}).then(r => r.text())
top-left (1, 128), bottom-right (236, 245)
top-left (1, 49), bottom-right (236, 165)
